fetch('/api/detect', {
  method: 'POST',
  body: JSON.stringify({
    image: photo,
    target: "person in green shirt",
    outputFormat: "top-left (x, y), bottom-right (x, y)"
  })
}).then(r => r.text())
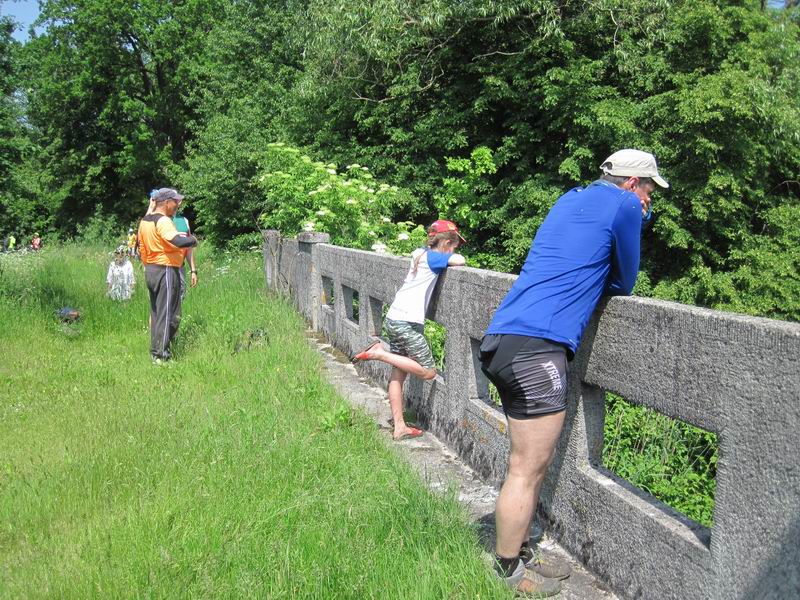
top-left (171, 212), bottom-right (197, 300)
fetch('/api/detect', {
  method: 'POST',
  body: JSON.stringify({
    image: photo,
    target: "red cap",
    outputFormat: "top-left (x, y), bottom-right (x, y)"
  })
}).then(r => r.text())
top-left (429, 219), bottom-right (466, 243)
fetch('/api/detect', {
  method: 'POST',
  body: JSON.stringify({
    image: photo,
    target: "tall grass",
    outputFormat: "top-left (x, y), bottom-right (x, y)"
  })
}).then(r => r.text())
top-left (603, 393), bottom-right (717, 528)
top-left (0, 245), bottom-right (509, 598)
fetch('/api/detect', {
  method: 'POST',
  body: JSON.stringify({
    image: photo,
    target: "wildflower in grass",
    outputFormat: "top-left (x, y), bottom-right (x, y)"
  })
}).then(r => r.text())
top-left (326, 168), bottom-right (336, 175)
top-left (382, 217), bottom-right (391, 223)
top-left (316, 209), bottom-right (328, 216)
top-left (371, 242), bottom-right (387, 253)
top-left (346, 198), bottom-right (356, 205)
top-left (397, 233), bottom-right (409, 241)
top-left (369, 230), bottom-right (377, 236)
top-left (367, 188), bottom-right (375, 193)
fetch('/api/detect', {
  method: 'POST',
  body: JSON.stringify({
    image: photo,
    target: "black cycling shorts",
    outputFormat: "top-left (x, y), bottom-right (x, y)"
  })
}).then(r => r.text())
top-left (479, 334), bottom-right (568, 420)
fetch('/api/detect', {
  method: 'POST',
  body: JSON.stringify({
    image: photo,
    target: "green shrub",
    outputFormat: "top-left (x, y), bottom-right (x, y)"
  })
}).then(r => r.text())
top-left (75, 205), bottom-right (121, 245)
top-left (603, 393), bottom-right (718, 528)
top-left (255, 143), bottom-right (428, 253)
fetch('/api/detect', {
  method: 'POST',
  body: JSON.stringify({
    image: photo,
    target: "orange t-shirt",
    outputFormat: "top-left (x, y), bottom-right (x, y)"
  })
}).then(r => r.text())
top-left (138, 214), bottom-right (185, 267)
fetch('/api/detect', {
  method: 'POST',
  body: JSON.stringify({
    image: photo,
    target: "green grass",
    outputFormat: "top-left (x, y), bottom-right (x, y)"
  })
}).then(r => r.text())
top-left (603, 392), bottom-right (717, 528)
top-left (0, 245), bottom-right (509, 598)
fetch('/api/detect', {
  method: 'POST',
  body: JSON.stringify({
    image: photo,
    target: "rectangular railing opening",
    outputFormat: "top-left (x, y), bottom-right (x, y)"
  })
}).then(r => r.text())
top-left (602, 391), bottom-right (718, 530)
top-left (469, 337), bottom-right (503, 412)
top-left (368, 296), bottom-right (385, 337)
top-left (321, 276), bottom-right (334, 307)
top-left (424, 319), bottom-right (447, 376)
top-left (342, 285), bottom-right (359, 324)
top-left (351, 291), bottom-right (360, 324)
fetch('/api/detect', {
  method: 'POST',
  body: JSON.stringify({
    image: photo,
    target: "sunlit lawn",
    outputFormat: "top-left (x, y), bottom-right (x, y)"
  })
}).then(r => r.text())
top-left (0, 245), bottom-right (508, 598)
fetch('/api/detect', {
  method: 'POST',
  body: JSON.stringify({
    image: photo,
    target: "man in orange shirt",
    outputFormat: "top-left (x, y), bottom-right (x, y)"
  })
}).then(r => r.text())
top-left (138, 188), bottom-right (197, 362)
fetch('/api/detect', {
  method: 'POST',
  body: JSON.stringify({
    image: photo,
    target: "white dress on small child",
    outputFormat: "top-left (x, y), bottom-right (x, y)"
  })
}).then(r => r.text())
top-left (107, 259), bottom-right (135, 301)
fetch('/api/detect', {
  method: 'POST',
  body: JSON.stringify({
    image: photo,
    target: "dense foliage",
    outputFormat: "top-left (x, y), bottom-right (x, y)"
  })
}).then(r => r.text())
top-left (1, 0), bottom-right (797, 320)
top-left (603, 393), bottom-right (717, 527)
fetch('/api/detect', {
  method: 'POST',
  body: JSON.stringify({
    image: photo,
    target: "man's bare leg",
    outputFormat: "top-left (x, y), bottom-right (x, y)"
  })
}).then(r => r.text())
top-left (495, 410), bottom-right (566, 559)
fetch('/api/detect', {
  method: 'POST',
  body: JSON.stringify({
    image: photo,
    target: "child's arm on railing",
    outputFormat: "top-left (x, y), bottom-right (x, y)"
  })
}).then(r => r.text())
top-left (447, 253), bottom-right (466, 266)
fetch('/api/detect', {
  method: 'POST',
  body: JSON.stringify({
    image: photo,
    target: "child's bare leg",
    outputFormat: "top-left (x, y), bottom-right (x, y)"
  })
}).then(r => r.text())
top-left (364, 345), bottom-right (437, 380)
top-left (388, 368), bottom-right (415, 439)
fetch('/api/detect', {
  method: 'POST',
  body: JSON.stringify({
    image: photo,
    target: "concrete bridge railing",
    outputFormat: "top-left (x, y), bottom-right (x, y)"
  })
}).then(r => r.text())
top-left (262, 229), bottom-right (799, 600)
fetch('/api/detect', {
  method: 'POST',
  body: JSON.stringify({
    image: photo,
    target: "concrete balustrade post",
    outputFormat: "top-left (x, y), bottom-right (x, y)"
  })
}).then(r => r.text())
top-left (296, 232), bottom-right (331, 330)
top-left (262, 230), bottom-right (282, 291)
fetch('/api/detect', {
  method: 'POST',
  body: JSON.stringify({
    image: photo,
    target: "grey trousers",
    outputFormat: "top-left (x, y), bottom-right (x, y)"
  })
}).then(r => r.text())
top-left (145, 264), bottom-right (182, 359)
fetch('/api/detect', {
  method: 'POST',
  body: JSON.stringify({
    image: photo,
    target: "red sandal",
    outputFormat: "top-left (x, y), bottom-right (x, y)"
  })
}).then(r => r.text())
top-left (351, 340), bottom-right (381, 363)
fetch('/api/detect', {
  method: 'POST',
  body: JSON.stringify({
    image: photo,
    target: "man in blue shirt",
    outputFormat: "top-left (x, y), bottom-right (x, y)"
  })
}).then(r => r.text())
top-left (480, 149), bottom-right (668, 596)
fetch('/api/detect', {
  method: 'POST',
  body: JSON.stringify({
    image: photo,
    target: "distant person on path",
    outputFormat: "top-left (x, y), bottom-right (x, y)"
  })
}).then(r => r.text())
top-left (352, 220), bottom-right (466, 440)
top-left (7, 234), bottom-right (15, 251)
top-left (138, 188), bottom-right (197, 362)
top-left (127, 228), bottom-right (137, 258)
top-left (171, 211), bottom-right (197, 300)
top-left (31, 233), bottom-right (42, 251)
top-left (107, 245), bottom-right (136, 301)
top-left (479, 149), bottom-right (668, 596)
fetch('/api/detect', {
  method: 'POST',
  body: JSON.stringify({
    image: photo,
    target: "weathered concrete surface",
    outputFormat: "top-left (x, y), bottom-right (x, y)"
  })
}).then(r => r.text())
top-left (264, 230), bottom-right (800, 600)
top-left (310, 331), bottom-right (617, 600)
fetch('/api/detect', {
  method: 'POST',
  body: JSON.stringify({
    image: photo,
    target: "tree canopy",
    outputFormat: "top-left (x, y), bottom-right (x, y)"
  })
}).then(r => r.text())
top-left (1, 0), bottom-right (799, 319)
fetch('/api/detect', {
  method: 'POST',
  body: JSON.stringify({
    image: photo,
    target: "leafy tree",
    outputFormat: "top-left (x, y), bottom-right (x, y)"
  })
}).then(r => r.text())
top-left (0, 11), bottom-right (51, 240)
top-left (3, 0), bottom-right (799, 320)
top-left (173, 0), bottom-right (302, 246)
top-left (20, 0), bottom-right (224, 232)
top-left (286, 0), bottom-right (800, 319)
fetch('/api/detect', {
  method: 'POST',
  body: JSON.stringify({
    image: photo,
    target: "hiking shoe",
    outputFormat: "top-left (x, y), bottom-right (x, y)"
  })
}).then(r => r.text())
top-left (501, 559), bottom-right (562, 598)
top-left (520, 546), bottom-right (571, 581)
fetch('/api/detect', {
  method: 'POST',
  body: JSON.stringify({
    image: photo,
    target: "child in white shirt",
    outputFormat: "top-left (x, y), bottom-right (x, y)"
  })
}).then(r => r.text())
top-left (107, 245), bottom-right (136, 301)
top-left (353, 220), bottom-right (466, 440)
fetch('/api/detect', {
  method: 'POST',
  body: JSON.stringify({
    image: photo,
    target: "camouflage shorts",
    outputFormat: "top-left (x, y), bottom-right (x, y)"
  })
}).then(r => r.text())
top-left (384, 318), bottom-right (436, 370)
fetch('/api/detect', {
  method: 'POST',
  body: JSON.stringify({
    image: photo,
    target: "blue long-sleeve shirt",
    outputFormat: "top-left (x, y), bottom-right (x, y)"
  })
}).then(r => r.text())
top-left (486, 180), bottom-right (642, 357)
